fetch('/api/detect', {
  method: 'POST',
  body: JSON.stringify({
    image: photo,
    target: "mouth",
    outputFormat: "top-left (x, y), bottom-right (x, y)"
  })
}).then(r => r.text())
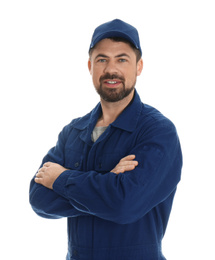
top-left (103, 79), bottom-right (122, 88)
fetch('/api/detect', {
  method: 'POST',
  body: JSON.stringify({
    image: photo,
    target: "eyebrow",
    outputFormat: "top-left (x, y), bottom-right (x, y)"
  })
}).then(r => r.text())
top-left (95, 54), bottom-right (109, 60)
top-left (95, 53), bottom-right (131, 60)
top-left (115, 53), bottom-right (131, 59)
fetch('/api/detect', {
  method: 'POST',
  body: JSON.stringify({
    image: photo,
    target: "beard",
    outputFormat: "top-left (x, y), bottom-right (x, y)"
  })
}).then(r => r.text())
top-left (95, 73), bottom-right (136, 102)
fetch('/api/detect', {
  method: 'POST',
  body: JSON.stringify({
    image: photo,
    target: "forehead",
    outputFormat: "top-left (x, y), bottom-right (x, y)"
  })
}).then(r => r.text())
top-left (91, 38), bottom-right (136, 58)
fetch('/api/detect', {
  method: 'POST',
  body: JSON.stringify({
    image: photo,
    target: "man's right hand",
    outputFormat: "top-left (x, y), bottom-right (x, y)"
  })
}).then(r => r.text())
top-left (111, 155), bottom-right (138, 174)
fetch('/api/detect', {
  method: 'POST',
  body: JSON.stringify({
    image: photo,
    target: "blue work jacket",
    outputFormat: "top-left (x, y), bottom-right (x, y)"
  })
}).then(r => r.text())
top-left (30, 90), bottom-right (182, 260)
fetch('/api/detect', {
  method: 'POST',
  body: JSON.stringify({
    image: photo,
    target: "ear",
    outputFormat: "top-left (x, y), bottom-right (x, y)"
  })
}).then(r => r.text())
top-left (88, 59), bottom-right (92, 75)
top-left (137, 58), bottom-right (143, 76)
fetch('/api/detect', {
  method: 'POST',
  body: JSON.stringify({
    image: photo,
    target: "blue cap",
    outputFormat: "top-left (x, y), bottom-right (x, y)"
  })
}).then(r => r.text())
top-left (89, 19), bottom-right (142, 56)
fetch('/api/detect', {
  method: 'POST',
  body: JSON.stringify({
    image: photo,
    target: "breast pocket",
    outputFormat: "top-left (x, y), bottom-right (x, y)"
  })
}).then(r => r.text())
top-left (64, 149), bottom-right (83, 171)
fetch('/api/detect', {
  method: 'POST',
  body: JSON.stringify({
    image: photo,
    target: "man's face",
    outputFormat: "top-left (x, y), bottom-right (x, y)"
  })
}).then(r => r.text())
top-left (88, 39), bottom-right (143, 102)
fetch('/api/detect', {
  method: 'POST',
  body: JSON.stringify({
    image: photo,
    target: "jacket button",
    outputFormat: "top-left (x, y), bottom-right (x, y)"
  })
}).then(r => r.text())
top-left (74, 162), bottom-right (79, 168)
top-left (73, 249), bottom-right (78, 256)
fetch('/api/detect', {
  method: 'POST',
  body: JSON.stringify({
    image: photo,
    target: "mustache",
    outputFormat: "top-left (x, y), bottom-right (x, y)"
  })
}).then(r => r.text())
top-left (99, 73), bottom-right (125, 82)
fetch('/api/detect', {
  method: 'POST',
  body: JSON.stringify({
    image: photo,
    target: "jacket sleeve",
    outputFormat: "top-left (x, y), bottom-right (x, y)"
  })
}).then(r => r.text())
top-left (29, 122), bottom-right (88, 219)
top-left (52, 121), bottom-right (183, 224)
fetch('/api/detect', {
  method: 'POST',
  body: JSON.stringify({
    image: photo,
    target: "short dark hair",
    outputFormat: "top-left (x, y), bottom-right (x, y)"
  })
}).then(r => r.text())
top-left (89, 37), bottom-right (142, 62)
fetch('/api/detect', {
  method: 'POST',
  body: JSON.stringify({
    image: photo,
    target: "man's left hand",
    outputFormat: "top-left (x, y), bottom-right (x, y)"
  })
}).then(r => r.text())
top-left (35, 162), bottom-right (68, 189)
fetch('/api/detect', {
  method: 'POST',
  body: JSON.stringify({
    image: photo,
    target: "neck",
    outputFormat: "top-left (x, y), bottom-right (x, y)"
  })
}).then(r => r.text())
top-left (96, 89), bottom-right (135, 127)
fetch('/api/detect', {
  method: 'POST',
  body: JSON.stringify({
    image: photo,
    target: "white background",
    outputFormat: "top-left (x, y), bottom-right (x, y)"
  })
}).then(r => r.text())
top-left (1, 0), bottom-right (214, 259)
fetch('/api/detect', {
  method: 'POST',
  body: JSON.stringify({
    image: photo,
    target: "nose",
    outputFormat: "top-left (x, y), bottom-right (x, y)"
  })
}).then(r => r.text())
top-left (103, 60), bottom-right (119, 75)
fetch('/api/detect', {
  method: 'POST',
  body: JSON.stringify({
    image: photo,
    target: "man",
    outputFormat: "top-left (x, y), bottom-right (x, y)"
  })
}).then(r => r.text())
top-left (30, 19), bottom-right (182, 260)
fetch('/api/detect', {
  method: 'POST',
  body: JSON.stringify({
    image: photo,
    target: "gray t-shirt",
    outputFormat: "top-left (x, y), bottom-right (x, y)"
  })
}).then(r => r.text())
top-left (91, 126), bottom-right (108, 142)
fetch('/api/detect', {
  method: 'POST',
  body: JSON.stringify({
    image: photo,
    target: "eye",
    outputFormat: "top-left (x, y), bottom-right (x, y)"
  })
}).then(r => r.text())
top-left (119, 58), bottom-right (127, 63)
top-left (97, 59), bottom-right (107, 63)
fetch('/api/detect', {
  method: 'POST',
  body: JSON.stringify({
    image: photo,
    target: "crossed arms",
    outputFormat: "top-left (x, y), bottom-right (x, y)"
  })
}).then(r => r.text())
top-left (30, 120), bottom-right (182, 224)
top-left (35, 155), bottom-right (138, 190)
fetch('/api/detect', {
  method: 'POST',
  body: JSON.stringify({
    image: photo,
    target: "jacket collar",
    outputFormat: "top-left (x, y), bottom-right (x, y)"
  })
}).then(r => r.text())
top-left (111, 90), bottom-right (142, 132)
top-left (72, 90), bottom-right (142, 133)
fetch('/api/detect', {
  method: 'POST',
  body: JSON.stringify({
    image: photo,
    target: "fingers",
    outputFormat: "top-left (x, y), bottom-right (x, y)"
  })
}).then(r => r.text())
top-left (35, 171), bottom-right (42, 178)
top-left (34, 177), bottom-right (42, 184)
top-left (43, 162), bottom-right (51, 167)
top-left (119, 155), bottom-right (138, 168)
top-left (120, 154), bottom-right (136, 162)
top-left (111, 154), bottom-right (138, 174)
top-left (35, 162), bottom-right (49, 180)
top-left (35, 168), bottom-right (43, 183)
top-left (34, 162), bottom-right (67, 190)
top-left (34, 167), bottom-right (48, 186)
top-left (113, 164), bottom-right (137, 174)
top-left (117, 160), bottom-right (138, 167)
top-left (35, 162), bottom-right (51, 176)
